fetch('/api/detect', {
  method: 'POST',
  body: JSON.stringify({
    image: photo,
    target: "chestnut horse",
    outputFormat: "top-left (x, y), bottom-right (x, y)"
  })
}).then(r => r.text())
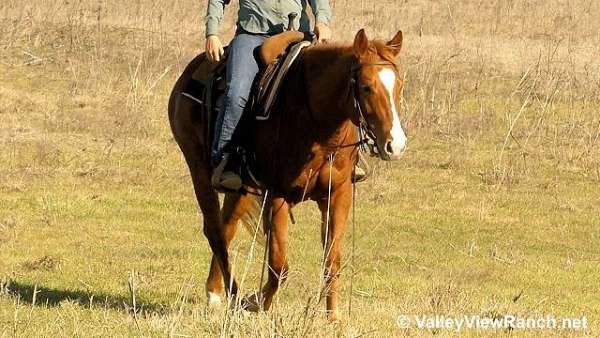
top-left (168, 29), bottom-right (406, 320)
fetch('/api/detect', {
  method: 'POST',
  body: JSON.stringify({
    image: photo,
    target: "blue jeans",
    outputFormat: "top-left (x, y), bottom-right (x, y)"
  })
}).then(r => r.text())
top-left (211, 33), bottom-right (266, 166)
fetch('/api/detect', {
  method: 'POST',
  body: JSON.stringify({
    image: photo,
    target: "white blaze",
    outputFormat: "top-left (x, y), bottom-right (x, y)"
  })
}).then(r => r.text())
top-left (378, 68), bottom-right (407, 156)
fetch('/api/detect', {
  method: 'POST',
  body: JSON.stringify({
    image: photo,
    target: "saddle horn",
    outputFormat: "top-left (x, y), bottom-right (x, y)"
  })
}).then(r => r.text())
top-left (287, 13), bottom-right (298, 31)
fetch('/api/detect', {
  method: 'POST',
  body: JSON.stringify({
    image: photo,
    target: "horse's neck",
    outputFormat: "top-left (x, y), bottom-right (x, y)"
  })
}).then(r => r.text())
top-left (301, 46), bottom-right (355, 138)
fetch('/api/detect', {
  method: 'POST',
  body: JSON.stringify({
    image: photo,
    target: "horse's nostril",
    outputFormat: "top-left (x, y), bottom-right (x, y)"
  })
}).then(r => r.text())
top-left (385, 141), bottom-right (394, 154)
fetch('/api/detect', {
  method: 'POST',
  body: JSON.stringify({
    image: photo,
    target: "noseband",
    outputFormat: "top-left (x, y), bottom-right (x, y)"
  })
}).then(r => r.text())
top-left (348, 59), bottom-right (398, 152)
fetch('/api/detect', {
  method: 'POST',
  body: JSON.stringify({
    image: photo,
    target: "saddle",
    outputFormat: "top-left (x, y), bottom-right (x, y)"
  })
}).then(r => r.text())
top-left (254, 31), bottom-right (313, 120)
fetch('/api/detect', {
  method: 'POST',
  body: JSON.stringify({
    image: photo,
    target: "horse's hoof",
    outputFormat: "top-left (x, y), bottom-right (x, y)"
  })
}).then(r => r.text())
top-left (327, 310), bottom-right (341, 322)
top-left (206, 291), bottom-right (223, 308)
top-left (240, 293), bottom-right (262, 312)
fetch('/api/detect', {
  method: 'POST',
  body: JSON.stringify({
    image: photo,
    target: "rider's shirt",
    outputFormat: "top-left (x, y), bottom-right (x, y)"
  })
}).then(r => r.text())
top-left (205, 0), bottom-right (332, 37)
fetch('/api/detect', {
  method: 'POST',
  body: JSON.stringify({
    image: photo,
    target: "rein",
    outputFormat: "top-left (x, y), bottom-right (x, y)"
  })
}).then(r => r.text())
top-left (344, 60), bottom-right (397, 318)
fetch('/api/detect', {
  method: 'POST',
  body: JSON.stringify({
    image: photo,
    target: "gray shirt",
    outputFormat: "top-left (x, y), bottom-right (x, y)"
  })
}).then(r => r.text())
top-left (205, 0), bottom-right (332, 37)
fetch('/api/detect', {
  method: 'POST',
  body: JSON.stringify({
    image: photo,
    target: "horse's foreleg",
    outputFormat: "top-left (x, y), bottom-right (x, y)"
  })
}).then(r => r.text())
top-left (205, 193), bottom-right (252, 306)
top-left (244, 197), bottom-right (289, 312)
top-left (318, 183), bottom-right (352, 321)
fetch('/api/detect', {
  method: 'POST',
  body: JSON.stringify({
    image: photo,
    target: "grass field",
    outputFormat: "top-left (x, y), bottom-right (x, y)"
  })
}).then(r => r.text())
top-left (1, 0), bottom-right (599, 336)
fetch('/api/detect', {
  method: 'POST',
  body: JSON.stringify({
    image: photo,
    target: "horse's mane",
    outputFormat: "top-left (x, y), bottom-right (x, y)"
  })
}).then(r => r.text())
top-left (302, 43), bottom-right (353, 65)
top-left (302, 39), bottom-right (398, 67)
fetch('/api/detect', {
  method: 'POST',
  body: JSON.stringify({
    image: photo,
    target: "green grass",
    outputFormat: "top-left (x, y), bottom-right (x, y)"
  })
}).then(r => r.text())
top-left (1, 0), bottom-right (600, 336)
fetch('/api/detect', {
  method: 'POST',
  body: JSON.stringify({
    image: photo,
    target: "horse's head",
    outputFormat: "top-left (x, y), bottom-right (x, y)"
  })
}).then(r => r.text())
top-left (351, 29), bottom-right (406, 161)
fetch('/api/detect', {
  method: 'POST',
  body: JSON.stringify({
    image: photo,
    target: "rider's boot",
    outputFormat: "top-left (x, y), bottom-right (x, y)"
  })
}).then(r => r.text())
top-left (211, 153), bottom-right (242, 191)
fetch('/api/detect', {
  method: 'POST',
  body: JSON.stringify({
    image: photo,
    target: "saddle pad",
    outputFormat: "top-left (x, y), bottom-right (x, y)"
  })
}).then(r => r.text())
top-left (255, 40), bottom-right (312, 121)
top-left (180, 52), bottom-right (228, 161)
top-left (181, 78), bottom-right (207, 105)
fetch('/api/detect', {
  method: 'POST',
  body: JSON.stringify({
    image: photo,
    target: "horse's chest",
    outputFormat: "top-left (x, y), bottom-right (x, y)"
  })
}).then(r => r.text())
top-left (288, 151), bottom-right (352, 201)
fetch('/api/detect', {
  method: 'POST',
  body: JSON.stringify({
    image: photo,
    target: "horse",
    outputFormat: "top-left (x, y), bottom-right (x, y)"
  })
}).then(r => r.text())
top-left (168, 29), bottom-right (406, 321)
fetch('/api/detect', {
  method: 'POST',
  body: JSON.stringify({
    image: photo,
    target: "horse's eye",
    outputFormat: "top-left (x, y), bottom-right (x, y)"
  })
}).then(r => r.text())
top-left (361, 85), bottom-right (372, 94)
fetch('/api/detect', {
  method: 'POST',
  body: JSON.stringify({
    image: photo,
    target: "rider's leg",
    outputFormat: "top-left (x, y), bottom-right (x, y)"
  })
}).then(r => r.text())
top-left (211, 32), bottom-right (265, 190)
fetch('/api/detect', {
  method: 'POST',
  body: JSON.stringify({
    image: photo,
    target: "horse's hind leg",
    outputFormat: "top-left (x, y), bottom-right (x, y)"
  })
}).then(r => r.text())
top-left (205, 192), bottom-right (253, 306)
top-left (168, 56), bottom-right (244, 307)
top-left (182, 154), bottom-right (240, 304)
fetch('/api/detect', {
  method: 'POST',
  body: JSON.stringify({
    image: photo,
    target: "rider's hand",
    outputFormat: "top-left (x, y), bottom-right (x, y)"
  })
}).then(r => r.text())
top-left (206, 35), bottom-right (225, 62)
top-left (315, 22), bottom-right (332, 43)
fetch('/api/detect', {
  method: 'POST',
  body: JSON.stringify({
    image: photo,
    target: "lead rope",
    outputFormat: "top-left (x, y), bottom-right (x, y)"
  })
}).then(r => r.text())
top-left (241, 189), bottom-right (268, 310)
top-left (351, 0), bottom-right (365, 318)
top-left (317, 153), bottom-right (335, 306)
top-left (349, 180), bottom-right (357, 318)
top-left (258, 193), bottom-right (271, 311)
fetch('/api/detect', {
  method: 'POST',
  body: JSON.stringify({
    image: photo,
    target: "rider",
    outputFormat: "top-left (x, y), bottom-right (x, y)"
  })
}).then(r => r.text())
top-left (206, 1), bottom-right (369, 191)
top-left (205, 0), bottom-right (332, 190)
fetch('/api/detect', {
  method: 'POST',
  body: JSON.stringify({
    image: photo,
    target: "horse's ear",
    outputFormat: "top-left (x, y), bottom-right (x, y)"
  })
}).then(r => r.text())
top-left (353, 29), bottom-right (369, 57)
top-left (387, 30), bottom-right (403, 56)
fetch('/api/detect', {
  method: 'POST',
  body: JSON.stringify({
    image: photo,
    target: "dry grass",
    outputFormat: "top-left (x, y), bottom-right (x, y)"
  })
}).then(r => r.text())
top-left (1, 0), bottom-right (599, 337)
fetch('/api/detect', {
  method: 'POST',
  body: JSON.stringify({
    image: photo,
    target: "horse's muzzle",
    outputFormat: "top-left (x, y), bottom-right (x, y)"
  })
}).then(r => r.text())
top-left (377, 139), bottom-right (406, 161)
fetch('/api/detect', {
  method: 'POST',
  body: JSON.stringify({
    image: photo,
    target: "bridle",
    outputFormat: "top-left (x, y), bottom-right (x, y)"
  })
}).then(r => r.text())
top-left (347, 59), bottom-right (398, 152)
top-left (299, 52), bottom-right (399, 152)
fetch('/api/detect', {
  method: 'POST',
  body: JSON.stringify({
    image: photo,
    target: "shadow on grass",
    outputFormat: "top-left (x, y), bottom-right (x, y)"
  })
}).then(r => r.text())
top-left (6, 280), bottom-right (169, 315)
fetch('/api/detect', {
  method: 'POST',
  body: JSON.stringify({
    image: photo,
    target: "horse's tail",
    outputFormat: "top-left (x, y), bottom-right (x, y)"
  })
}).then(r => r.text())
top-left (239, 193), bottom-right (267, 246)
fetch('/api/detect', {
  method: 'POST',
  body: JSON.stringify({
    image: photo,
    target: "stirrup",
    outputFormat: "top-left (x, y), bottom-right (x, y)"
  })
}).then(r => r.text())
top-left (352, 155), bottom-right (371, 183)
top-left (211, 154), bottom-right (243, 191)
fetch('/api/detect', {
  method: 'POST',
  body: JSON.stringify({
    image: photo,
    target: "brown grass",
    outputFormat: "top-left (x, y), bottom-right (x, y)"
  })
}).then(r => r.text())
top-left (1, 0), bottom-right (599, 337)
